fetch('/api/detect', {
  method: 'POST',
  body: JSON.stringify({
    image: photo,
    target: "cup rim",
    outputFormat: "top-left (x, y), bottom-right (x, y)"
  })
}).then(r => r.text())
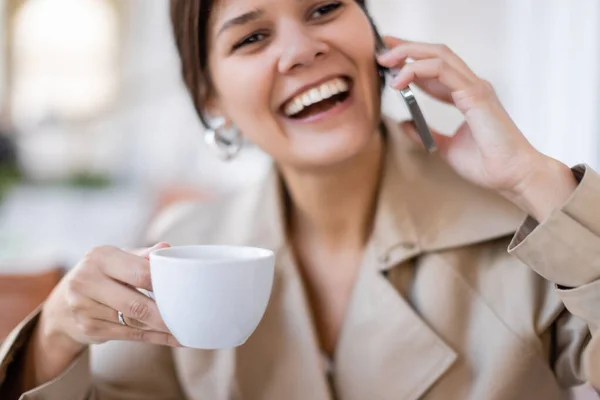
top-left (150, 245), bottom-right (274, 265)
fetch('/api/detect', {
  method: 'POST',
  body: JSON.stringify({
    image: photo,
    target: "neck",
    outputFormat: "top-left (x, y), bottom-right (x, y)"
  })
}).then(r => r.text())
top-left (280, 132), bottom-right (384, 251)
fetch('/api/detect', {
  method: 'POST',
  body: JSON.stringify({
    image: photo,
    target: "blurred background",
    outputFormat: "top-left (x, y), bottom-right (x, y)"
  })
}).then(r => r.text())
top-left (0, 0), bottom-right (599, 380)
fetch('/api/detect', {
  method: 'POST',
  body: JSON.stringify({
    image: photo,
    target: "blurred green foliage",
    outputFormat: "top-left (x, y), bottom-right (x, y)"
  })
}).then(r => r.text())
top-left (0, 133), bottom-right (22, 200)
top-left (0, 133), bottom-right (112, 200)
top-left (66, 172), bottom-right (112, 188)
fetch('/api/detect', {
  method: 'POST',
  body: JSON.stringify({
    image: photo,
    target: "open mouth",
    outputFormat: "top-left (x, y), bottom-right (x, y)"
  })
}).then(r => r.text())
top-left (281, 77), bottom-right (352, 120)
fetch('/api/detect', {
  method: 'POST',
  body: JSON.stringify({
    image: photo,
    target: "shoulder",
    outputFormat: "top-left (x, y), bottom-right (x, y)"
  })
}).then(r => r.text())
top-left (144, 174), bottom-right (280, 248)
top-left (144, 198), bottom-right (216, 245)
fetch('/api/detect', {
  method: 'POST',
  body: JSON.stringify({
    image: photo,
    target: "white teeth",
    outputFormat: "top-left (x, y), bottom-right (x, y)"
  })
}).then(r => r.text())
top-left (287, 101), bottom-right (298, 115)
top-left (309, 88), bottom-right (321, 103)
top-left (320, 84), bottom-right (332, 99)
top-left (284, 78), bottom-right (350, 117)
top-left (329, 83), bottom-right (340, 96)
top-left (293, 98), bottom-right (303, 114)
top-left (336, 79), bottom-right (348, 92)
top-left (301, 94), bottom-right (312, 106)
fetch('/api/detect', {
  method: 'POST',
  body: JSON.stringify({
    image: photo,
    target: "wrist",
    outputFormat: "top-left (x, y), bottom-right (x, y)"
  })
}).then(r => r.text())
top-left (502, 155), bottom-right (577, 222)
top-left (36, 306), bottom-right (86, 361)
top-left (23, 304), bottom-right (87, 388)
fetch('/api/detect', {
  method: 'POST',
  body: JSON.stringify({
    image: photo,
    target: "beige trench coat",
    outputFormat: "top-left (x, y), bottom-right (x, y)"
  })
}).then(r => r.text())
top-left (1, 117), bottom-right (600, 400)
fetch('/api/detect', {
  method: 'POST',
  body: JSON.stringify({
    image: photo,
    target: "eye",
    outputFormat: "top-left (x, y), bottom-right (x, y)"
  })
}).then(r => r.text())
top-left (310, 1), bottom-right (343, 19)
top-left (232, 31), bottom-right (269, 51)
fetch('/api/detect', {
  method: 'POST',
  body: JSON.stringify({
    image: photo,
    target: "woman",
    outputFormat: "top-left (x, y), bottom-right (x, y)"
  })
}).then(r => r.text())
top-left (1, 0), bottom-right (599, 398)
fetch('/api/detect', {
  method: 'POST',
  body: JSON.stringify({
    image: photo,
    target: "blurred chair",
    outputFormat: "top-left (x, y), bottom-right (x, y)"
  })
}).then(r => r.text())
top-left (0, 267), bottom-right (63, 341)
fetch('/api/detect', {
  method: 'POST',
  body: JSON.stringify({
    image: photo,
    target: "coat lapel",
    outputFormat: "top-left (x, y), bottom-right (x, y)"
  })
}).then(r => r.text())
top-left (333, 243), bottom-right (457, 400)
top-left (218, 172), bottom-right (332, 400)
top-left (234, 245), bottom-right (332, 400)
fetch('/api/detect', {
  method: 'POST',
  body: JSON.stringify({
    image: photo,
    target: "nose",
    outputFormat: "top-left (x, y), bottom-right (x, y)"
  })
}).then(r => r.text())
top-left (278, 25), bottom-right (330, 74)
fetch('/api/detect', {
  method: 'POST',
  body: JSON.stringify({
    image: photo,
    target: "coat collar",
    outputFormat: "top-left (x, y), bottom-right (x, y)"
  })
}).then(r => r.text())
top-left (371, 116), bottom-right (525, 269)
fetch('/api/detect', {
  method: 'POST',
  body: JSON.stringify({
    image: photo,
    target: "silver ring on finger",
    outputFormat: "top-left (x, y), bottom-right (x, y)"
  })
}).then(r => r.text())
top-left (117, 310), bottom-right (128, 327)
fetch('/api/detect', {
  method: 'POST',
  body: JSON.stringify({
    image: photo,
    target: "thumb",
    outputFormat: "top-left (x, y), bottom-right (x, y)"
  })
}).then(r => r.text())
top-left (399, 121), bottom-right (451, 157)
top-left (135, 242), bottom-right (171, 259)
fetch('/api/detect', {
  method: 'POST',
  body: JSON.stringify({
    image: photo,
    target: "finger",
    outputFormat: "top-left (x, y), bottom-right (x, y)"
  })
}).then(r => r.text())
top-left (400, 121), bottom-right (452, 157)
top-left (390, 59), bottom-right (473, 94)
top-left (113, 325), bottom-right (181, 347)
top-left (81, 319), bottom-right (180, 347)
top-left (86, 275), bottom-right (169, 333)
top-left (412, 79), bottom-right (455, 104)
top-left (378, 42), bottom-right (477, 81)
top-left (86, 246), bottom-right (154, 290)
top-left (69, 293), bottom-right (157, 331)
top-left (132, 242), bottom-right (171, 260)
top-left (377, 36), bottom-right (409, 71)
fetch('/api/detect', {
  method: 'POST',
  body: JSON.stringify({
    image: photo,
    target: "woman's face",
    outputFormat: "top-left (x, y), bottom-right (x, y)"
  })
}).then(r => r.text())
top-left (207, 0), bottom-right (381, 169)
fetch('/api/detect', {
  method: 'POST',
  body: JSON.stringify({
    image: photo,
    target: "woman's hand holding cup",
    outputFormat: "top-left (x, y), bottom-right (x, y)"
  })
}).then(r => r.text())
top-left (25, 243), bottom-right (179, 389)
top-left (22, 243), bottom-right (275, 390)
top-left (41, 242), bottom-right (180, 351)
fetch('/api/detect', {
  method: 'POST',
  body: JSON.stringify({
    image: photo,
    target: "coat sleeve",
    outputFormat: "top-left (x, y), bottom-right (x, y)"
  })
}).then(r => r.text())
top-left (0, 314), bottom-right (185, 400)
top-left (508, 164), bottom-right (600, 390)
top-left (0, 203), bottom-right (195, 400)
top-left (0, 308), bottom-right (95, 400)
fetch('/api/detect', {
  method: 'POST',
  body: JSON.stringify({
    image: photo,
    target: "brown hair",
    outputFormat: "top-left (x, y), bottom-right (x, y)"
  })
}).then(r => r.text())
top-left (170, 0), bottom-right (368, 128)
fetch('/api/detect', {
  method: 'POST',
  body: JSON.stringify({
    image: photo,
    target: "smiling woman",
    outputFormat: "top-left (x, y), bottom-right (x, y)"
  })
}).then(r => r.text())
top-left (171, 0), bottom-right (366, 128)
top-left (1, 0), bottom-right (600, 399)
top-left (171, 0), bottom-right (382, 168)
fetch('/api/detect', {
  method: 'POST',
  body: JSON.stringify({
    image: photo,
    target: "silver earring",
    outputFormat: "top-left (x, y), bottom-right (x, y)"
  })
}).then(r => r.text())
top-left (203, 118), bottom-right (242, 161)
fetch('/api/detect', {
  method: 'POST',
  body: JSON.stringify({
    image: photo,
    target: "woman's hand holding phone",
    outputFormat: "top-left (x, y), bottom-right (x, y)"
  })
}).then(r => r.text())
top-left (377, 36), bottom-right (577, 222)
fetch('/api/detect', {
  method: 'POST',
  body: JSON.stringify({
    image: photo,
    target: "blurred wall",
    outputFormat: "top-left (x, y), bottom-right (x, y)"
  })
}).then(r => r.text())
top-left (371, 0), bottom-right (600, 169)
top-left (10, 0), bottom-right (120, 124)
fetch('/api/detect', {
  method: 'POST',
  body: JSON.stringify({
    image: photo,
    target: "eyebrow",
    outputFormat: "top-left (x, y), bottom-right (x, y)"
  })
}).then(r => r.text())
top-left (217, 8), bottom-right (264, 37)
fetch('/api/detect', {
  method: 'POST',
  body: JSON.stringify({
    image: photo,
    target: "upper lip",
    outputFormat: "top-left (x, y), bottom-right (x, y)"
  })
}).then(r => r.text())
top-left (279, 74), bottom-right (349, 111)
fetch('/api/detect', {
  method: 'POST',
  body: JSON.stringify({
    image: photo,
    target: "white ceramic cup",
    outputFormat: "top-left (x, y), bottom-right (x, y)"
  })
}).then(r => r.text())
top-left (149, 245), bottom-right (275, 349)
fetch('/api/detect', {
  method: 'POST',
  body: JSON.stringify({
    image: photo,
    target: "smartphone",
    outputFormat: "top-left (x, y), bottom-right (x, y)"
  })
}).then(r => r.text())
top-left (364, 10), bottom-right (437, 153)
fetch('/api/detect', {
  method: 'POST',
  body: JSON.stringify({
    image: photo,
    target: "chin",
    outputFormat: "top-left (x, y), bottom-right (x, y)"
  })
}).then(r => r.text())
top-left (285, 126), bottom-right (379, 170)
